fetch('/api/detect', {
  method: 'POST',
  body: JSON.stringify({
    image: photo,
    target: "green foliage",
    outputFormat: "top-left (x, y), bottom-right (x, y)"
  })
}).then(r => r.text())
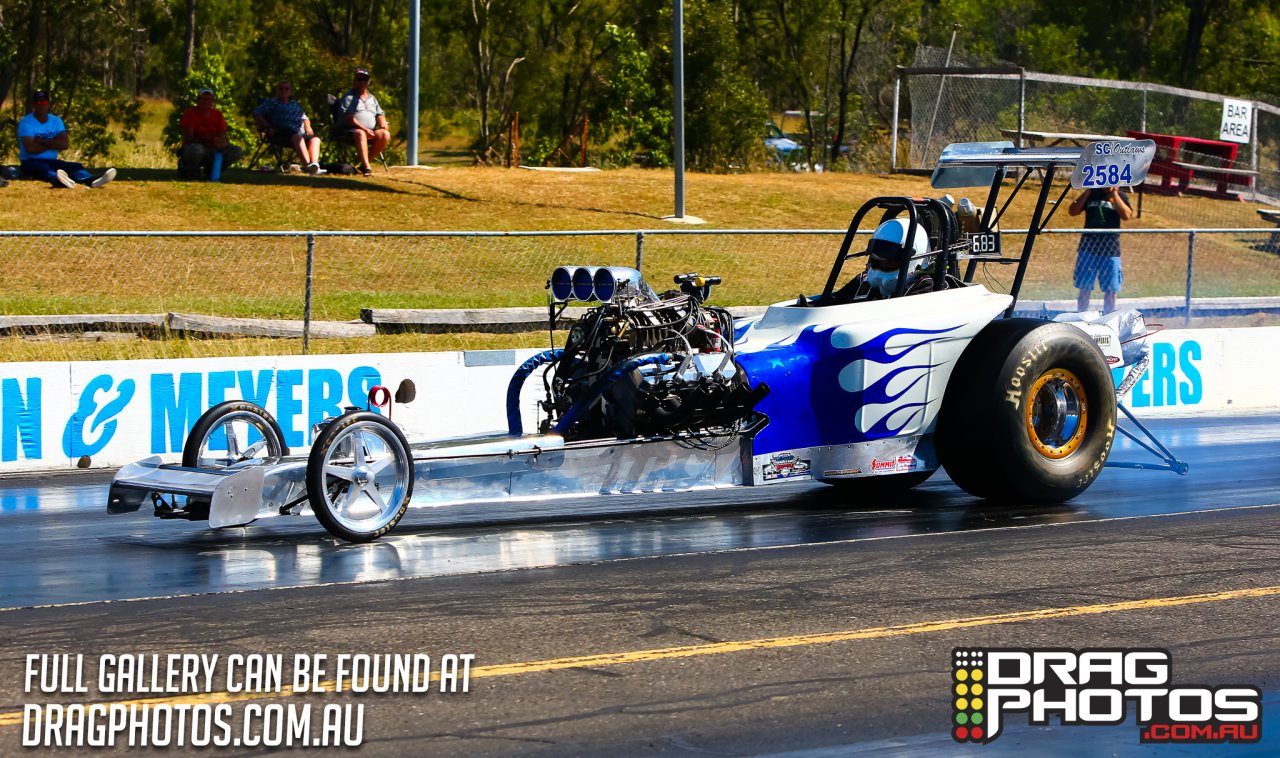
top-left (683, 0), bottom-right (769, 171)
top-left (596, 23), bottom-right (673, 167)
top-left (6, 0), bottom-right (1280, 171)
top-left (62, 81), bottom-right (142, 163)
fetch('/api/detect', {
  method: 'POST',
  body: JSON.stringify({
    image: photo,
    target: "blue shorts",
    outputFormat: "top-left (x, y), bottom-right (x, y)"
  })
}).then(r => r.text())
top-left (1073, 250), bottom-right (1123, 293)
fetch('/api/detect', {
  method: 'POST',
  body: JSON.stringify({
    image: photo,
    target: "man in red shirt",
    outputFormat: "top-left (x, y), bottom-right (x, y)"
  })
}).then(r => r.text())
top-left (178, 89), bottom-right (243, 180)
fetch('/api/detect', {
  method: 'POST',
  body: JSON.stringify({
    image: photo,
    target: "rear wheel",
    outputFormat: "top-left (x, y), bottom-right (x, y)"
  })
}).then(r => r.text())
top-left (936, 319), bottom-right (1115, 503)
top-left (306, 411), bottom-right (414, 542)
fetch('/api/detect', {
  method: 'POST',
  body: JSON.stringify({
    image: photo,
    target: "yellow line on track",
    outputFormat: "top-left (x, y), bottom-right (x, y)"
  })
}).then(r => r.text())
top-left (3, 584), bottom-right (1278, 728)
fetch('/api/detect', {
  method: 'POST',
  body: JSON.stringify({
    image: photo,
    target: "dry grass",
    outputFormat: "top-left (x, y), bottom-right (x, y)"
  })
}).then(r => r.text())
top-left (2, 165), bottom-right (1277, 362)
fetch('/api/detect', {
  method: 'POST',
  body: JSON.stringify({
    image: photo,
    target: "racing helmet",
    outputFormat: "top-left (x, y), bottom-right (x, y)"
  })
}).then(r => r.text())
top-left (865, 217), bottom-right (931, 297)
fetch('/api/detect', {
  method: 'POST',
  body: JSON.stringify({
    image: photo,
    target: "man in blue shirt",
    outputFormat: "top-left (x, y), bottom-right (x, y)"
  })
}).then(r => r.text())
top-left (253, 80), bottom-right (324, 175)
top-left (18, 90), bottom-right (116, 189)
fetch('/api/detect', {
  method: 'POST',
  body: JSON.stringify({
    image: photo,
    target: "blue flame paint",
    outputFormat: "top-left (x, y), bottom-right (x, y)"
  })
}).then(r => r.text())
top-left (737, 323), bottom-right (962, 454)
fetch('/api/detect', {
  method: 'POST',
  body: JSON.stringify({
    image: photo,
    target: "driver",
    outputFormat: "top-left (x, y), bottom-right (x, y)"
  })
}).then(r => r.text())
top-left (834, 217), bottom-right (935, 301)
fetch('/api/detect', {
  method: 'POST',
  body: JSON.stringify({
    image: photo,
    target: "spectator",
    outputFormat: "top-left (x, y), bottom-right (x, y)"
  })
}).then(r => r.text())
top-left (17, 90), bottom-right (116, 189)
top-left (253, 80), bottom-right (324, 175)
top-left (178, 88), bottom-right (244, 180)
top-left (337, 67), bottom-right (390, 176)
top-left (1069, 187), bottom-right (1133, 313)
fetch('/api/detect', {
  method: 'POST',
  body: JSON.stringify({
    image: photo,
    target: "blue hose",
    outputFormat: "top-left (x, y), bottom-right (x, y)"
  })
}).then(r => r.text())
top-left (553, 353), bottom-right (673, 435)
top-left (506, 349), bottom-right (563, 435)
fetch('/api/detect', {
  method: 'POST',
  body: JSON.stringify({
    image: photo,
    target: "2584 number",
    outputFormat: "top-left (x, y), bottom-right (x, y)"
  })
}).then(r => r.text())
top-left (1080, 163), bottom-right (1133, 187)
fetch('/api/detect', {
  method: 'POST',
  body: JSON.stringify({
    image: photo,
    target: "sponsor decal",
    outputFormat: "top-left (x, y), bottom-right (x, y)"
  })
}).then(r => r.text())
top-left (951, 648), bottom-right (1261, 745)
top-left (870, 455), bottom-right (916, 474)
top-left (762, 452), bottom-right (811, 481)
top-left (822, 468), bottom-right (862, 477)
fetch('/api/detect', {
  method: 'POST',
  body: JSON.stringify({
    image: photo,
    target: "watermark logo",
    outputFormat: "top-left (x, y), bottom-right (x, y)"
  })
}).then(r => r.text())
top-left (951, 648), bottom-right (1260, 745)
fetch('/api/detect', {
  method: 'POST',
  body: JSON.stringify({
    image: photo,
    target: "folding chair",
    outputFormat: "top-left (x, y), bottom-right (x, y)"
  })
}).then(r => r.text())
top-left (327, 94), bottom-right (390, 173)
top-left (246, 131), bottom-right (293, 173)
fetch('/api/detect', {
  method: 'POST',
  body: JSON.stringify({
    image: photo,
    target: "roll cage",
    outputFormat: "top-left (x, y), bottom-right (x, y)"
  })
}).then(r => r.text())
top-left (820, 140), bottom-right (1155, 316)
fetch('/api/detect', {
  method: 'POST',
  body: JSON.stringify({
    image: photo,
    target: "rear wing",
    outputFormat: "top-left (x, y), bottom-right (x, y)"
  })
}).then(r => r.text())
top-left (927, 139), bottom-right (1156, 317)
top-left (931, 140), bottom-right (1156, 189)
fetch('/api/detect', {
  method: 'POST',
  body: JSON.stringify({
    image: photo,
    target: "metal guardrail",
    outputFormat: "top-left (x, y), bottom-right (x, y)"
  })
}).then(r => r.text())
top-left (1, 227), bottom-right (1278, 353)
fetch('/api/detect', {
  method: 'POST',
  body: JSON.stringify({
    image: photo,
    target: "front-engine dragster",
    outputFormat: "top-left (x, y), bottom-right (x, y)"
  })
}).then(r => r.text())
top-left (108, 139), bottom-right (1185, 542)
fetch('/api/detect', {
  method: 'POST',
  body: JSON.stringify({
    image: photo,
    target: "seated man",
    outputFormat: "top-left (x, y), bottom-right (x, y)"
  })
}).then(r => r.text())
top-left (178, 88), bottom-right (244, 180)
top-left (337, 67), bottom-right (390, 176)
top-left (831, 217), bottom-right (936, 302)
top-left (253, 80), bottom-right (324, 175)
top-left (18, 90), bottom-right (116, 189)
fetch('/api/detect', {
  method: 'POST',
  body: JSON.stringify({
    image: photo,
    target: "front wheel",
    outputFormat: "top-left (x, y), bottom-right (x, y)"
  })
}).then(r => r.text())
top-left (182, 401), bottom-right (289, 469)
top-left (936, 319), bottom-right (1116, 503)
top-left (306, 411), bottom-right (414, 542)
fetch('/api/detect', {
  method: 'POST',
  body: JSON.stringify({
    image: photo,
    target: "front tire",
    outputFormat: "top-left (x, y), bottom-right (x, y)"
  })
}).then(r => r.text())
top-left (306, 411), bottom-right (414, 542)
top-left (936, 319), bottom-right (1116, 503)
top-left (182, 401), bottom-right (289, 469)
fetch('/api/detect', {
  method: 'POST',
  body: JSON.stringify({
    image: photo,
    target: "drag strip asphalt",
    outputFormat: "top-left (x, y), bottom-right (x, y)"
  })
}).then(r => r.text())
top-left (0, 414), bottom-right (1276, 610)
top-left (0, 413), bottom-right (1278, 755)
top-left (1, 498), bottom-right (1278, 755)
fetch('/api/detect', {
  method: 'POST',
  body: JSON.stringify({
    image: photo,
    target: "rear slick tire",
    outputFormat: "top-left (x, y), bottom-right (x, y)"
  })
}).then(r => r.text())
top-left (936, 319), bottom-right (1116, 503)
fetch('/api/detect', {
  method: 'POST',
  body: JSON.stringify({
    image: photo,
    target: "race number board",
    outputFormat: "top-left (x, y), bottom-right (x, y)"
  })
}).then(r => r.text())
top-left (1070, 140), bottom-right (1156, 190)
top-left (969, 232), bottom-right (1000, 257)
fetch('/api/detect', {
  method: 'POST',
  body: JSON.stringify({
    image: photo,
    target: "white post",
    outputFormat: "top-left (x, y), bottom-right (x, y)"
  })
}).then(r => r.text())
top-left (673, 0), bottom-right (685, 219)
top-left (407, 0), bottom-right (420, 166)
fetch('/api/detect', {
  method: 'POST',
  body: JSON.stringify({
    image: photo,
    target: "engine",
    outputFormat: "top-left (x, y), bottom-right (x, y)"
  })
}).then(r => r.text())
top-left (536, 266), bottom-right (765, 440)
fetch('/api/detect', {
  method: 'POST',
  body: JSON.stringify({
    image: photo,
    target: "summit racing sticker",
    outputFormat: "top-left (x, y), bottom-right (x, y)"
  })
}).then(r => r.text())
top-left (951, 648), bottom-right (1261, 745)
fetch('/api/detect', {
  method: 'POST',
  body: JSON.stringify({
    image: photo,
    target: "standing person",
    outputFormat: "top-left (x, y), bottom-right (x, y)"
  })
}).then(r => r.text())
top-left (338, 67), bottom-right (390, 176)
top-left (17, 90), bottom-right (116, 189)
top-left (178, 88), bottom-right (244, 180)
top-left (253, 80), bottom-right (324, 174)
top-left (1069, 186), bottom-right (1133, 313)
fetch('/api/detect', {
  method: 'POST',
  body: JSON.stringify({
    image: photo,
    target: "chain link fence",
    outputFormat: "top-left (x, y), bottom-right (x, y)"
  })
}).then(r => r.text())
top-left (1, 224), bottom-right (1278, 362)
top-left (898, 48), bottom-right (1280, 201)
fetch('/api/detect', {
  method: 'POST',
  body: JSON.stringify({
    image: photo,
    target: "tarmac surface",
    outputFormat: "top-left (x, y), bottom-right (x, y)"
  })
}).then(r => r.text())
top-left (1, 414), bottom-right (1278, 755)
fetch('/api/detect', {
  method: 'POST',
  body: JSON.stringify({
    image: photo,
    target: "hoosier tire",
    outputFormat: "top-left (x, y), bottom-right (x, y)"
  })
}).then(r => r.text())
top-left (307, 411), bottom-right (414, 542)
top-left (936, 319), bottom-right (1116, 503)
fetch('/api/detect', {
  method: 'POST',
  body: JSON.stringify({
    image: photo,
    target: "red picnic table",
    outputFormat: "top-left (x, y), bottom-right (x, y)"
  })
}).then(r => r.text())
top-left (1127, 131), bottom-right (1256, 201)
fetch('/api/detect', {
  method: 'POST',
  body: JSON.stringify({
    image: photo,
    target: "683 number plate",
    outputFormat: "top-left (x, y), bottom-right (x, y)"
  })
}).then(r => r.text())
top-left (969, 232), bottom-right (1000, 256)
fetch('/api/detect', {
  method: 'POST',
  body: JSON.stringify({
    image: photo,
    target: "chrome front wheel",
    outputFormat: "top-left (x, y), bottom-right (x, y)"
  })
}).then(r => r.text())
top-left (306, 411), bottom-right (413, 542)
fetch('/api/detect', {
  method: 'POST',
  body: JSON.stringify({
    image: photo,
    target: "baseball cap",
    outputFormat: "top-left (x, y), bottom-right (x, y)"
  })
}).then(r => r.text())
top-left (354, 68), bottom-right (370, 78)
top-left (197, 88), bottom-right (214, 96)
top-left (32, 90), bottom-right (49, 102)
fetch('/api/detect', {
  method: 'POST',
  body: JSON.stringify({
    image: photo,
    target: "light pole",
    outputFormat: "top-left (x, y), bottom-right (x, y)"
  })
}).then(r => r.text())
top-left (407, 0), bottom-right (420, 166)
top-left (673, 0), bottom-right (685, 219)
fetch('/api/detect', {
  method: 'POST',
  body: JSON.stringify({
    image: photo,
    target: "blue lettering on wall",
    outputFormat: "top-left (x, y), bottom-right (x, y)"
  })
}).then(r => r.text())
top-left (208, 371), bottom-right (237, 406)
top-left (307, 369), bottom-right (344, 443)
top-left (1, 377), bottom-right (41, 462)
top-left (62, 374), bottom-right (136, 458)
top-left (347, 367), bottom-right (383, 414)
top-left (237, 369), bottom-right (274, 408)
top-left (276, 370), bottom-right (305, 448)
top-left (1119, 339), bottom-right (1203, 408)
top-left (151, 373), bottom-right (204, 454)
top-left (1152, 343), bottom-right (1176, 406)
top-left (1179, 341), bottom-right (1203, 404)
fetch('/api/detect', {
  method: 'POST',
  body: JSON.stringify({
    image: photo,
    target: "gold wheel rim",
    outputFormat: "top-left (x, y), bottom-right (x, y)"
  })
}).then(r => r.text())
top-left (1024, 368), bottom-right (1088, 459)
